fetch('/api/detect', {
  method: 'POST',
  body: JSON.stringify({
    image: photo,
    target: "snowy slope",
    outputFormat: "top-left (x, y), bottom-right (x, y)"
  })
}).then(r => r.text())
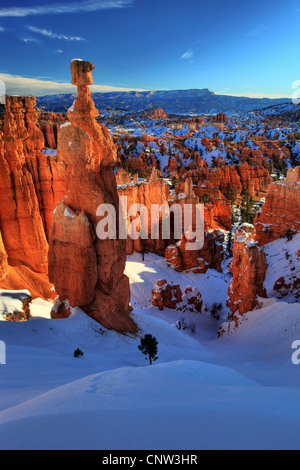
top-left (264, 234), bottom-right (300, 302)
top-left (0, 253), bottom-right (300, 450)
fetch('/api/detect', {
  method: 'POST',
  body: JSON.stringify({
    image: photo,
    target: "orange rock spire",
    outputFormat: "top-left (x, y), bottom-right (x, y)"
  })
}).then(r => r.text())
top-left (49, 60), bottom-right (137, 334)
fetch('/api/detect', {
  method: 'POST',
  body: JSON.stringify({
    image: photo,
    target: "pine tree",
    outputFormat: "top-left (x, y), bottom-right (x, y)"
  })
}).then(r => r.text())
top-left (138, 334), bottom-right (158, 365)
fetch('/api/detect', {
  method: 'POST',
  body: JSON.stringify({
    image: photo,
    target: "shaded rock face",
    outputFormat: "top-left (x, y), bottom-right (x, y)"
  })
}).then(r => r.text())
top-left (48, 59), bottom-right (137, 334)
top-left (255, 167), bottom-right (300, 245)
top-left (37, 112), bottom-right (68, 149)
top-left (227, 224), bottom-right (267, 318)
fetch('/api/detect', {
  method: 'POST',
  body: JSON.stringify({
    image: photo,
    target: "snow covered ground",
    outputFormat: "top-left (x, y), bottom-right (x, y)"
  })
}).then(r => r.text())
top-left (0, 252), bottom-right (299, 450)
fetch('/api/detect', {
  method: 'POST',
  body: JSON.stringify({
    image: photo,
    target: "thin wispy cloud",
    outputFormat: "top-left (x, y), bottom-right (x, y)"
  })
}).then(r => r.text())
top-left (21, 37), bottom-right (41, 43)
top-left (27, 26), bottom-right (84, 41)
top-left (0, 26), bottom-right (7, 32)
top-left (246, 24), bottom-right (271, 37)
top-left (181, 49), bottom-right (194, 60)
top-left (0, 0), bottom-right (133, 18)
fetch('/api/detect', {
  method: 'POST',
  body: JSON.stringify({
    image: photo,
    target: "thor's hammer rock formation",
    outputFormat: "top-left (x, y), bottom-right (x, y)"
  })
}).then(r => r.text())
top-left (48, 59), bottom-right (137, 334)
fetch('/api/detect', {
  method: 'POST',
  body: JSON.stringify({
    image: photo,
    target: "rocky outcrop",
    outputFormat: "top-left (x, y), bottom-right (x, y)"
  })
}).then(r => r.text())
top-left (165, 230), bottom-right (224, 274)
top-left (137, 107), bottom-right (168, 120)
top-left (255, 167), bottom-right (300, 245)
top-left (152, 280), bottom-right (202, 314)
top-left (48, 59), bottom-right (137, 334)
top-left (4, 294), bottom-right (32, 322)
top-left (116, 168), bottom-right (131, 185)
top-left (212, 113), bottom-right (229, 123)
top-left (152, 280), bottom-right (182, 310)
top-left (227, 224), bottom-right (267, 318)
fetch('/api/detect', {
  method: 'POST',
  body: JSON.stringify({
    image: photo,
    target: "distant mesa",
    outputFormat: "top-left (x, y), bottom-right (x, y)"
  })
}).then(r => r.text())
top-left (36, 88), bottom-right (290, 115)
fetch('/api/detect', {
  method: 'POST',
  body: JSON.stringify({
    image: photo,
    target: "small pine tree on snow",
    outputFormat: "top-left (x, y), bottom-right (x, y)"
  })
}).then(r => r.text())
top-left (74, 348), bottom-right (84, 358)
top-left (138, 334), bottom-right (158, 365)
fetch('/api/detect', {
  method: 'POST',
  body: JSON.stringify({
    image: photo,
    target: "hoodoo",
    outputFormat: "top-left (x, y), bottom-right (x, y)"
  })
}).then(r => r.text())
top-left (48, 59), bottom-right (137, 334)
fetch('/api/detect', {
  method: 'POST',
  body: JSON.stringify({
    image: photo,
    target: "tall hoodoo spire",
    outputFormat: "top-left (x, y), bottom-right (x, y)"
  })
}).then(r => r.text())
top-left (48, 60), bottom-right (137, 334)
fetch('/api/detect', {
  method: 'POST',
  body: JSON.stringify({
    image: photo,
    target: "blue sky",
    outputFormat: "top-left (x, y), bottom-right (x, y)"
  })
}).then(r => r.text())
top-left (0, 0), bottom-right (299, 97)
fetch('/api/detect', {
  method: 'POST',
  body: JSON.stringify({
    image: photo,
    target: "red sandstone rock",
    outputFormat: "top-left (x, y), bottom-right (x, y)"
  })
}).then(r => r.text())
top-left (255, 167), bottom-right (300, 245)
top-left (227, 224), bottom-right (267, 318)
top-left (116, 168), bottom-right (131, 185)
top-left (165, 229), bottom-right (224, 274)
top-left (152, 281), bottom-right (203, 314)
top-left (138, 108), bottom-right (168, 120)
top-left (0, 231), bottom-right (8, 281)
top-left (118, 175), bottom-right (171, 256)
top-left (212, 113), bottom-right (229, 123)
top-left (37, 112), bottom-right (68, 149)
top-left (48, 59), bottom-right (137, 334)
top-left (0, 96), bottom-right (49, 274)
top-left (152, 279), bottom-right (182, 310)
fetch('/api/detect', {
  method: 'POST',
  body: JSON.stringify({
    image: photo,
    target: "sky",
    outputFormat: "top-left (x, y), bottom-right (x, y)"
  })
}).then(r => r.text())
top-left (0, 0), bottom-right (299, 97)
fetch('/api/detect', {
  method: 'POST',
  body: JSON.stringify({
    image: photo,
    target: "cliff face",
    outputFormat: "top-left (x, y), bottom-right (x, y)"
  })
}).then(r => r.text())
top-left (194, 163), bottom-right (272, 198)
top-left (118, 169), bottom-right (171, 256)
top-left (0, 96), bottom-right (49, 274)
top-left (48, 59), bottom-right (137, 334)
top-left (37, 112), bottom-right (68, 149)
top-left (255, 167), bottom-right (300, 245)
top-left (227, 224), bottom-right (267, 318)
top-left (0, 96), bottom-right (66, 299)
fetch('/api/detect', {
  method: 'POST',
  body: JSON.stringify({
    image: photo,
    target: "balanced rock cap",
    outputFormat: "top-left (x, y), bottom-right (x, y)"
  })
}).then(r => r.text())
top-left (70, 59), bottom-right (95, 86)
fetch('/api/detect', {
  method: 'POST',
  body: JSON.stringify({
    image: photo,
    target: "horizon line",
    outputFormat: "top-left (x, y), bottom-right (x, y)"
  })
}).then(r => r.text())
top-left (0, 72), bottom-right (291, 100)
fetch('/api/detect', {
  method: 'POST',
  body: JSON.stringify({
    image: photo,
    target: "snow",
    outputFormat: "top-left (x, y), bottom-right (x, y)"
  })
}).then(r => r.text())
top-left (0, 251), bottom-right (300, 450)
top-left (60, 122), bottom-right (71, 129)
top-left (64, 207), bottom-right (75, 219)
top-left (0, 290), bottom-right (31, 320)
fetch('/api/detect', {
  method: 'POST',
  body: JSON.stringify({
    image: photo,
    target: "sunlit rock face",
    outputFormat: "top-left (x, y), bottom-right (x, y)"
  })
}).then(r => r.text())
top-left (255, 167), bottom-right (300, 245)
top-left (48, 59), bottom-right (137, 334)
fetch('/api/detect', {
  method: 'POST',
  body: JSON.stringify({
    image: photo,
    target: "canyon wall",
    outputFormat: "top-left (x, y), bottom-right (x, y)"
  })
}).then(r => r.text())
top-left (255, 167), bottom-right (300, 245)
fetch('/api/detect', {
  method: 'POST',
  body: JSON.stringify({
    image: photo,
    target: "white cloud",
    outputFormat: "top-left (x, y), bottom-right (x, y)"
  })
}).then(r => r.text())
top-left (27, 26), bottom-right (84, 41)
top-left (0, 26), bottom-right (7, 32)
top-left (21, 37), bottom-right (41, 43)
top-left (0, 0), bottom-right (133, 18)
top-left (55, 49), bottom-right (64, 54)
top-left (0, 72), bottom-right (146, 97)
top-left (181, 49), bottom-right (194, 60)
